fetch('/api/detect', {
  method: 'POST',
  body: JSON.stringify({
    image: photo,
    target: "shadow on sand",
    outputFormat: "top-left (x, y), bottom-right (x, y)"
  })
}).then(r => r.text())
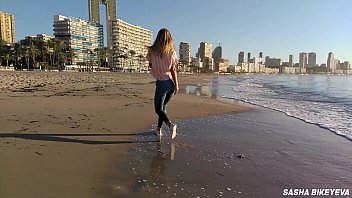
top-left (0, 131), bottom-right (158, 145)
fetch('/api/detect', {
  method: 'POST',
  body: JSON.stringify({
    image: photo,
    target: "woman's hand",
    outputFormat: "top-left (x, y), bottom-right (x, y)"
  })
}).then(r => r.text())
top-left (174, 85), bottom-right (179, 94)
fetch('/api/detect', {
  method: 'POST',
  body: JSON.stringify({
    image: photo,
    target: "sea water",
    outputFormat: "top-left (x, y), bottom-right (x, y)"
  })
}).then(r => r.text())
top-left (189, 74), bottom-right (352, 141)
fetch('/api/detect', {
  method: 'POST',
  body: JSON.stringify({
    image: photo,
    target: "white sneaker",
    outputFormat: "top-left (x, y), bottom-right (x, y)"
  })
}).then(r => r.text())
top-left (170, 124), bottom-right (177, 139)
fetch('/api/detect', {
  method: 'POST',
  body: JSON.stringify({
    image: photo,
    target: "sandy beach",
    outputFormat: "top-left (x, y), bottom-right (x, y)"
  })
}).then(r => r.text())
top-left (0, 71), bottom-right (248, 198)
top-left (1, 71), bottom-right (351, 198)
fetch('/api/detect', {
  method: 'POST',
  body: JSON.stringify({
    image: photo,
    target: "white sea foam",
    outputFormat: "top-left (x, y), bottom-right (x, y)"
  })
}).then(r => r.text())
top-left (222, 76), bottom-right (352, 141)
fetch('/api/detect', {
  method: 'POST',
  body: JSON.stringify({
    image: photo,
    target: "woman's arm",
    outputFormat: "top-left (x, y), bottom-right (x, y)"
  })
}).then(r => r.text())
top-left (170, 65), bottom-right (179, 94)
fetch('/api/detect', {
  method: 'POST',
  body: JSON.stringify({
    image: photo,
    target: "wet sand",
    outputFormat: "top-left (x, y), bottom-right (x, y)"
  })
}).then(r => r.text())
top-left (0, 71), bottom-right (248, 198)
top-left (107, 108), bottom-right (352, 198)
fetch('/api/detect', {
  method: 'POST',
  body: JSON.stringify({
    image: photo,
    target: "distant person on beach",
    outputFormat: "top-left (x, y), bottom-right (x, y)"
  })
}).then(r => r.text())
top-left (146, 28), bottom-right (179, 140)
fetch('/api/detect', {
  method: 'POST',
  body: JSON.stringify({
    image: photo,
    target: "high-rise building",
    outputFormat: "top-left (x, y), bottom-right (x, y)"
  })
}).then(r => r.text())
top-left (259, 52), bottom-right (263, 64)
top-left (88, 0), bottom-right (101, 23)
top-left (308, 52), bottom-right (316, 67)
top-left (218, 58), bottom-right (230, 72)
top-left (53, 15), bottom-right (100, 65)
top-left (247, 52), bottom-right (251, 63)
top-left (212, 45), bottom-right (222, 71)
top-left (0, 11), bottom-right (15, 44)
top-left (299, 52), bottom-right (307, 68)
top-left (265, 56), bottom-right (281, 67)
top-left (212, 46), bottom-right (222, 63)
top-left (212, 46), bottom-right (222, 72)
top-left (198, 42), bottom-right (212, 61)
top-left (339, 61), bottom-right (350, 70)
top-left (289, 55), bottom-right (293, 67)
top-left (238, 51), bottom-right (244, 65)
top-left (197, 42), bottom-right (213, 71)
top-left (88, 0), bottom-right (116, 49)
top-left (108, 19), bottom-right (152, 71)
top-left (179, 42), bottom-right (192, 65)
top-left (89, 0), bottom-right (117, 23)
top-left (20, 34), bottom-right (54, 46)
top-left (327, 52), bottom-right (335, 73)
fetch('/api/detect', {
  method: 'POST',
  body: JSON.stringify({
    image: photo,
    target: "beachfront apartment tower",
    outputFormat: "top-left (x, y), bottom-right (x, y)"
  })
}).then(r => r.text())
top-left (107, 19), bottom-right (152, 71)
top-left (88, 0), bottom-right (117, 48)
top-left (238, 52), bottom-right (244, 65)
top-left (259, 52), bottom-right (263, 64)
top-left (212, 46), bottom-right (222, 72)
top-left (179, 42), bottom-right (192, 65)
top-left (265, 56), bottom-right (282, 67)
top-left (289, 55), bottom-right (294, 67)
top-left (198, 42), bottom-right (214, 71)
top-left (198, 42), bottom-right (212, 61)
top-left (299, 52), bottom-right (308, 68)
top-left (20, 34), bottom-right (54, 46)
top-left (212, 45), bottom-right (222, 62)
top-left (327, 52), bottom-right (335, 73)
top-left (89, 0), bottom-right (117, 23)
top-left (308, 52), bottom-right (316, 68)
top-left (0, 11), bottom-right (15, 44)
top-left (53, 15), bottom-right (100, 65)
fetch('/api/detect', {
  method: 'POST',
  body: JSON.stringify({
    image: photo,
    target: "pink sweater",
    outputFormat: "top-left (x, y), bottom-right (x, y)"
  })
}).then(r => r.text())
top-left (146, 50), bottom-right (178, 80)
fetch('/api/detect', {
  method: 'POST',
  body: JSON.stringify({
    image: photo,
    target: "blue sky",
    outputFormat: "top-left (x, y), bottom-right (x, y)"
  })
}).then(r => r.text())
top-left (1, 0), bottom-right (352, 64)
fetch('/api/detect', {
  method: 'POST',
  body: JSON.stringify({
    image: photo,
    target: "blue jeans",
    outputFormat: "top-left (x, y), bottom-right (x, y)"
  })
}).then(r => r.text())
top-left (154, 79), bottom-right (174, 128)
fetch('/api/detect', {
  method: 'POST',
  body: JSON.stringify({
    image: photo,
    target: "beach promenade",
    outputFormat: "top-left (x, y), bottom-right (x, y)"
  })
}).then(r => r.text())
top-left (0, 71), bottom-right (351, 198)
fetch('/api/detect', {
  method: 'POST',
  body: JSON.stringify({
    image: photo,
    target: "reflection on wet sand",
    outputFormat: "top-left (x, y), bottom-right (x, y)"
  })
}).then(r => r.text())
top-left (184, 76), bottom-right (247, 105)
top-left (185, 78), bottom-right (219, 98)
top-left (148, 142), bottom-right (176, 195)
top-left (185, 84), bottom-right (218, 98)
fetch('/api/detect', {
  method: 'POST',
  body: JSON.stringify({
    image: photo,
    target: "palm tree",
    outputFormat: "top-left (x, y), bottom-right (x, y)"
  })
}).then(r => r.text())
top-left (94, 48), bottom-right (101, 71)
top-left (36, 39), bottom-right (48, 63)
top-left (3, 53), bottom-right (12, 66)
top-left (13, 44), bottom-right (26, 70)
top-left (13, 43), bottom-right (22, 67)
top-left (95, 47), bottom-right (110, 71)
top-left (47, 38), bottom-right (55, 66)
top-left (30, 45), bottom-right (38, 69)
top-left (100, 47), bottom-right (109, 68)
top-left (54, 39), bottom-right (64, 65)
top-left (24, 46), bottom-right (31, 70)
top-left (67, 48), bottom-right (77, 65)
top-left (116, 54), bottom-right (124, 70)
top-left (87, 49), bottom-right (95, 72)
top-left (118, 54), bottom-right (128, 71)
top-left (0, 39), bottom-right (6, 66)
top-left (0, 38), bottom-right (5, 47)
top-left (128, 50), bottom-right (136, 72)
top-left (137, 54), bottom-right (145, 72)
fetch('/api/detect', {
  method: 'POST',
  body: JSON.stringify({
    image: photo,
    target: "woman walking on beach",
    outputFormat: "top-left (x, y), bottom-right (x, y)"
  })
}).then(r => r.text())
top-left (147, 28), bottom-right (179, 140)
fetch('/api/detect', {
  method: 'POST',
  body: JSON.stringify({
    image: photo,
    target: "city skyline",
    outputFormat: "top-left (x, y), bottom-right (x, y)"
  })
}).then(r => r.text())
top-left (1, 0), bottom-right (352, 64)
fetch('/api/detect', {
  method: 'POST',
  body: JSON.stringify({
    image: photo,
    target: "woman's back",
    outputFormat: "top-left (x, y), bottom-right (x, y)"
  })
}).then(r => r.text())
top-left (147, 50), bottom-right (178, 80)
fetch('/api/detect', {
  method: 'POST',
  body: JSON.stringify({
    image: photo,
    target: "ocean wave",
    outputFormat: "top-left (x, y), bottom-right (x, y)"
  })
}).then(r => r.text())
top-left (222, 76), bottom-right (352, 141)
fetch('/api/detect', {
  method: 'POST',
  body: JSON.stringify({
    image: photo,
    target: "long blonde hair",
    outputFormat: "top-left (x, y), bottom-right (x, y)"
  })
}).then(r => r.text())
top-left (148, 28), bottom-right (174, 58)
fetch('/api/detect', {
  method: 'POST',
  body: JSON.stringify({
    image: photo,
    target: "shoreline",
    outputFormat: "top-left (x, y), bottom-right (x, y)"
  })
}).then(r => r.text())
top-left (106, 108), bottom-right (352, 197)
top-left (222, 96), bottom-right (352, 142)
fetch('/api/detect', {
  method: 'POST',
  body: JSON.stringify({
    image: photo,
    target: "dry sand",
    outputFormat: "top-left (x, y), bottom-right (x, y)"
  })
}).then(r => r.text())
top-left (0, 71), bottom-right (249, 197)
